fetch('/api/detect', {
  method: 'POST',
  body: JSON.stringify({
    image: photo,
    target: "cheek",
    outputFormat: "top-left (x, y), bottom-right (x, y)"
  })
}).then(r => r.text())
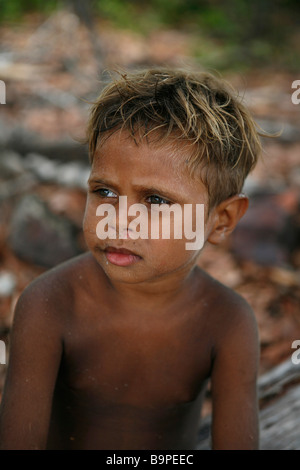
top-left (83, 201), bottom-right (98, 243)
top-left (146, 238), bottom-right (197, 270)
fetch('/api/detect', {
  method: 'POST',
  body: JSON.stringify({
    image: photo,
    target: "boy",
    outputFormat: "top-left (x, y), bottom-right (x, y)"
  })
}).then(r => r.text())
top-left (0, 68), bottom-right (261, 450)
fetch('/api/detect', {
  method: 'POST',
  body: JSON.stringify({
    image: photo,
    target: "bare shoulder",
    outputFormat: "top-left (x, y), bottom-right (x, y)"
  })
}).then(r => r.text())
top-left (195, 267), bottom-right (258, 343)
top-left (19, 252), bottom-right (95, 299)
top-left (14, 252), bottom-right (100, 324)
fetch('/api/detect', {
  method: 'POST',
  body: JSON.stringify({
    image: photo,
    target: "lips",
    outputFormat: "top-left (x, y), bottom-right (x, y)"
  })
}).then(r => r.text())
top-left (103, 246), bottom-right (142, 267)
top-left (104, 246), bottom-right (138, 256)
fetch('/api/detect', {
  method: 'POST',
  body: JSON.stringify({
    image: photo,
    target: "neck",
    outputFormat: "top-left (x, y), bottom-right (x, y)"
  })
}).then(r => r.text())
top-left (103, 262), bottom-right (201, 310)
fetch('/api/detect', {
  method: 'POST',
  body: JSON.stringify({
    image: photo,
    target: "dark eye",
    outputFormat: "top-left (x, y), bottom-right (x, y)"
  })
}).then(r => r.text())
top-left (147, 195), bottom-right (170, 205)
top-left (94, 188), bottom-right (117, 198)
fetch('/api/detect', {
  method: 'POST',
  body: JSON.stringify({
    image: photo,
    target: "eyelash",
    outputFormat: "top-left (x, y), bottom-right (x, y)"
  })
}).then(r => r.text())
top-left (93, 188), bottom-right (117, 198)
top-left (145, 195), bottom-right (171, 205)
top-left (92, 188), bottom-right (171, 205)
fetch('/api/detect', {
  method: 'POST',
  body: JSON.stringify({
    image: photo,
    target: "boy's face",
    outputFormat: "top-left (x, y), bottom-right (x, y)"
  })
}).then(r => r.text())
top-left (83, 130), bottom-right (215, 285)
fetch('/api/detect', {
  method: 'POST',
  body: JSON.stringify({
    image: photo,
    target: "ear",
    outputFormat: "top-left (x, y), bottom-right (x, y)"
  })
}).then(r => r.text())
top-left (207, 194), bottom-right (249, 245)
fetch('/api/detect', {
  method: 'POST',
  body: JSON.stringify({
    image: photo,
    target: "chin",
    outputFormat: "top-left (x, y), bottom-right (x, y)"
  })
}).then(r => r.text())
top-left (103, 267), bottom-right (157, 284)
top-left (91, 253), bottom-right (148, 283)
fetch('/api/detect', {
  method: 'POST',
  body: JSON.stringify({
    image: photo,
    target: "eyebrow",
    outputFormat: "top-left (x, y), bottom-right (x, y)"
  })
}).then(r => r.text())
top-left (88, 178), bottom-right (179, 202)
top-left (88, 178), bottom-right (117, 189)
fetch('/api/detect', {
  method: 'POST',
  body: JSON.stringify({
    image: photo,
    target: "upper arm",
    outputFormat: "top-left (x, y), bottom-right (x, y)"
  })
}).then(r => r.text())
top-left (210, 297), bottom-right (260, 450)
top-left (0, 280), bottom-right (64, 449)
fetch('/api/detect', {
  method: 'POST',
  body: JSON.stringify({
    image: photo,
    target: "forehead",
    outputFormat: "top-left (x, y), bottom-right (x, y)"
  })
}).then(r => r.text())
top-left (90, 130), bottom-right (209, 206)
top-left (91, 129), bottom-right (198, 183)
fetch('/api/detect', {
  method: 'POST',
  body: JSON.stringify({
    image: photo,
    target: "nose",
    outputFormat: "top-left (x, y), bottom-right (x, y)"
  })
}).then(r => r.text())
top-left (108, 224), bottom-right (133, 239)
top-left (114, 195), bottom-right (140, 240)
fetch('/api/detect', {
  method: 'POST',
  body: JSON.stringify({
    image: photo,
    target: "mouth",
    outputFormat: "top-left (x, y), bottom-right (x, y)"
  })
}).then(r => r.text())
top-left (104, 246), bottom-right (139, 256)
top-left (102, 245), bottom-right (142, 267)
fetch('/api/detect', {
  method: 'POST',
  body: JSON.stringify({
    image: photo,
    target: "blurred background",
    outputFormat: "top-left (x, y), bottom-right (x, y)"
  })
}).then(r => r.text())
top-left (0, 0), bottom-right (300, 449)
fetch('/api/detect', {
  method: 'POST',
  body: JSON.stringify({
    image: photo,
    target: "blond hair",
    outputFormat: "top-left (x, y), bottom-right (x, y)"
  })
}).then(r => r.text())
top-left (86, 68), bottom-right (264, 210)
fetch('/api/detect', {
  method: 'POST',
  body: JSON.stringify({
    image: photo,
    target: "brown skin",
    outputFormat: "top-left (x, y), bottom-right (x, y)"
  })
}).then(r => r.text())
top-left (0, 131), bottom-right (259, 450)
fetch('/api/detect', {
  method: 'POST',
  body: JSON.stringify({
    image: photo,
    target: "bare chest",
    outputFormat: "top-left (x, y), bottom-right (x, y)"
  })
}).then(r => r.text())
top-left (60, 306), bottom-right (212, 409)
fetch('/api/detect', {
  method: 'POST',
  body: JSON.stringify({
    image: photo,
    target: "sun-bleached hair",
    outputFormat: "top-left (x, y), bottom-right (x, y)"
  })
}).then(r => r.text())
top-left (86, 68), bottom-right (265, 210)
